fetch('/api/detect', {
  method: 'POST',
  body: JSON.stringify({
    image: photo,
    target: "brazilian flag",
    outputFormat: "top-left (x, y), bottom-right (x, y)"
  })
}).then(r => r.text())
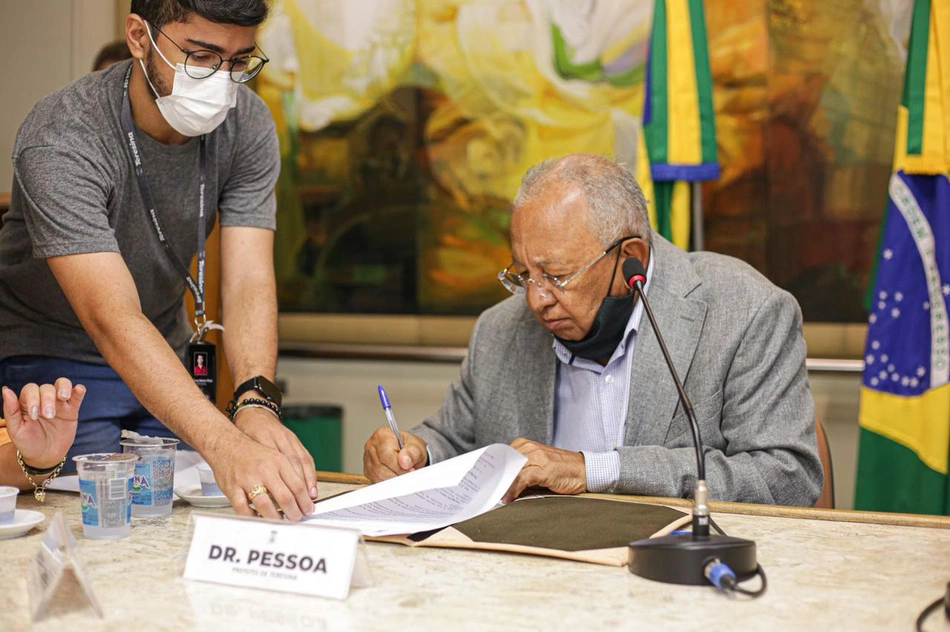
top-left (855, 0), bottom-right (950, 515)
top-left (642, 0), bottom-right (719, 250)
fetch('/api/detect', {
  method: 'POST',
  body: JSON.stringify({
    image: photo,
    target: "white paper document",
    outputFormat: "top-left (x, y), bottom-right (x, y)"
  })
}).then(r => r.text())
top-left (305, 443), bottom-right (527, 536)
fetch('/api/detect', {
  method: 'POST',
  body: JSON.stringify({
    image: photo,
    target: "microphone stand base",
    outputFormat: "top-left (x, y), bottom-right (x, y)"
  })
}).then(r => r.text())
top-left (628, 533), bottom-right (757, 585)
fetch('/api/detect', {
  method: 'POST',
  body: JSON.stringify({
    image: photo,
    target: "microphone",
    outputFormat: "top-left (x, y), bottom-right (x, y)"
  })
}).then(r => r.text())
top-left (622, 257), bottom-right (758, 587)
top-left (623, 258), bottom-right (709, 534)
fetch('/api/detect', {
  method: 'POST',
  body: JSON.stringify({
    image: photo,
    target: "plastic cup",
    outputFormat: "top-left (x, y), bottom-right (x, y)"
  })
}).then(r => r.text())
top-left (196, 464), bottom-right (223, 497)
top-left (72, 453), bottom-right (137, 539)
top-left (121, 438), bottom-right (179, 517)
top-left (0, 486), bottom-right (18, 524)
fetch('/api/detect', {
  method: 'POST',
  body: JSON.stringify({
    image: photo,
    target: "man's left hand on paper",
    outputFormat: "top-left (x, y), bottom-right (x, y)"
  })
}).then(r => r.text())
top-left (502, 439), bottom-right (587, 504)
top-left (233, 407), bottom-right (319, 499)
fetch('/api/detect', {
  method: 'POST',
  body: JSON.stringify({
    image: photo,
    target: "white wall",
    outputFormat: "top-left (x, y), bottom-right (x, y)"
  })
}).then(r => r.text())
top-left (809, 373), bottom-right (862, 510)
top-left (277, 356), bottom-right (863, 510)
top-left (277, 357), bottom-right (458, 476)
top-left (0, 0), bottom-right (118, 193)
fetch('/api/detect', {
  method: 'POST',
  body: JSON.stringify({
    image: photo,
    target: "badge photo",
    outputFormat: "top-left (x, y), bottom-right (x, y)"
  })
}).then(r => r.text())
top-left (188, 341), bottom-right (217, 403)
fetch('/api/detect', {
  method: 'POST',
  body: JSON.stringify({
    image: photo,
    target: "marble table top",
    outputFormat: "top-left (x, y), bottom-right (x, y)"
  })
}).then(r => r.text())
top-left (1, 483), bottom-right (948, 632)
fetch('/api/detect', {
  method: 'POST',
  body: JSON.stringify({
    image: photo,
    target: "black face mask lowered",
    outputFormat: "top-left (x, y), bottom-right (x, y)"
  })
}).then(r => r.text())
top-left (555, 251), bottom-right (634, 363)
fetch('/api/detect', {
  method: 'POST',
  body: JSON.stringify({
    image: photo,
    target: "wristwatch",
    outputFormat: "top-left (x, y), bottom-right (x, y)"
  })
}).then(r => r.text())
top-left (227, 375), bottom-right (282, 419)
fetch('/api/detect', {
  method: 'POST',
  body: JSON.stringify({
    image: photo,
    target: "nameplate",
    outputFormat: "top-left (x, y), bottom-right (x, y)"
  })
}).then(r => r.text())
top-left (183, 513), bottom-right (368, 600)
top-left (27, 512), bottom-right (103, 621)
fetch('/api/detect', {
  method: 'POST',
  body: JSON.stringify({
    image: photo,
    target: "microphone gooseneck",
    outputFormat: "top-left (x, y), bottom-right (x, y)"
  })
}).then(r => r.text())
top-left (622, 257), bottom-right (708, 535)
top-left (624, 256), bottom-right (758, 590)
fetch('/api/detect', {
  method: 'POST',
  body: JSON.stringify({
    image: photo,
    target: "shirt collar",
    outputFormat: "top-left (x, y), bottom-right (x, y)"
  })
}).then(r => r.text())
top-left (551, 249), bottom-right (655, 366)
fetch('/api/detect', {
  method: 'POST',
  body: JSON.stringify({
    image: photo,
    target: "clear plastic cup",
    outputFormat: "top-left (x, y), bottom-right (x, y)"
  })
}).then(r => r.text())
top-left (72, 453), bottom-right (137, 539)
top-left (196, 464), bottom-right (224, 496)
top-left (121, 438), bottom-right (179, 517)
top-left (0, 486), bottom-right (18, 524)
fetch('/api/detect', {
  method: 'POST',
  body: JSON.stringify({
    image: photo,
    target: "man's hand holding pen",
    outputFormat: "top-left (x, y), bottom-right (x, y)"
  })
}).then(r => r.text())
top-left (364, 385), bottom-right (430, 482)
top-left (363, 427), bottom-right (429, 482)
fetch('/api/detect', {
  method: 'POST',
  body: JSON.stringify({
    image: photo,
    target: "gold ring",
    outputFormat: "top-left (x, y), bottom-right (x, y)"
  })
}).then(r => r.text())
top-left (247, 484), bottom-right (268, 502)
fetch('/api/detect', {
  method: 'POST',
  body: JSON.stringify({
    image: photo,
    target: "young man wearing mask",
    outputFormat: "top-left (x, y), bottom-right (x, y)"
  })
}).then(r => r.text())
top-left (0, 0), bottom-right (316, 521)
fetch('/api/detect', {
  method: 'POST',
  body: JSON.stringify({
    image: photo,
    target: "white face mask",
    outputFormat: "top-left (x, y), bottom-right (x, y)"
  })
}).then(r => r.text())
top-left (141, 23), bottom-right (238, 137)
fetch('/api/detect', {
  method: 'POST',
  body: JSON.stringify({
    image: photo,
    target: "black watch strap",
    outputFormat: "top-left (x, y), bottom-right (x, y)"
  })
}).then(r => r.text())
top-left (232, 375), bottom-right (282, 407)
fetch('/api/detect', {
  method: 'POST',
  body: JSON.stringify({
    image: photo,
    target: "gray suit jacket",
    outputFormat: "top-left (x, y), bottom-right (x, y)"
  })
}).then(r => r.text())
top-left (413, 234), bottom-right (823, 506)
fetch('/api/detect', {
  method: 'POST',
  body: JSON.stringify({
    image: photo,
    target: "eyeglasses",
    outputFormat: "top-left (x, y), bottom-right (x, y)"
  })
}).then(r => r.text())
top-left (498, 236), bottom-right (630, 299)
top-left (148, 21), bottom-right (269, 83)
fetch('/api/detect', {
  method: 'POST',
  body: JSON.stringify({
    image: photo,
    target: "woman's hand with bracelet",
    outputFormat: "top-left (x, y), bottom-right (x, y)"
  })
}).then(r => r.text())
top-left (2, 378), bottom-right (85, 476)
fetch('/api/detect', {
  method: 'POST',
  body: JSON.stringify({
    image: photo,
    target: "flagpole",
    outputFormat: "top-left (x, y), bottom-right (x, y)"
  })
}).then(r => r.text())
top-left (691, 181), bottom-right (704, 251)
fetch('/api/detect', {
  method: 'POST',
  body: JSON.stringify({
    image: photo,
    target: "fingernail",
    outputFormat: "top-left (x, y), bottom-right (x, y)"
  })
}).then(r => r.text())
top-left (30, 406), bottom-right (39, 420)
top-left (310, 486), bottom-right (318, 498)
top-left (59, 389), bottom-right (69, 399)
top-left (44, 406), bottom-right (55, 418)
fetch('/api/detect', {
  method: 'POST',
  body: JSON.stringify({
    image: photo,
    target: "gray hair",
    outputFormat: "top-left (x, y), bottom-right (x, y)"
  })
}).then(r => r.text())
top-left (513, 154), bottom-right (651, 247)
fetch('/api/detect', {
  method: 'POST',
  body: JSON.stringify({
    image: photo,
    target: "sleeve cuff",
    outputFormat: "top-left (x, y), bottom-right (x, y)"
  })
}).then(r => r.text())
top-left (582, 450), bottom-right (620, 493)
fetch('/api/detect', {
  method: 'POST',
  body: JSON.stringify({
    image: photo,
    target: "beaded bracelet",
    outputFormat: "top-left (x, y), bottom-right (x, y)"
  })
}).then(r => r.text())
top-left (227, 397), bottom-right (282, 422)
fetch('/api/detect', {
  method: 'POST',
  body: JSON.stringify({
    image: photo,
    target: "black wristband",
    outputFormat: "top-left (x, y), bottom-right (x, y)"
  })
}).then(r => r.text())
top-left (20, 457), bottom-right (63, 476)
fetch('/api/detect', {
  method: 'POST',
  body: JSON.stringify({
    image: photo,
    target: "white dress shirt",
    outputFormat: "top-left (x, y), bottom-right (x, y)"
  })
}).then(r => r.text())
top-left (551, 254), bottom-right (654, 492)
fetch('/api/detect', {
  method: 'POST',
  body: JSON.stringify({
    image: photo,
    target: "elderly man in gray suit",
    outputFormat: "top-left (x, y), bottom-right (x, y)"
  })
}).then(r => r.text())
top-left (364, 154), bottom-right (823, 507)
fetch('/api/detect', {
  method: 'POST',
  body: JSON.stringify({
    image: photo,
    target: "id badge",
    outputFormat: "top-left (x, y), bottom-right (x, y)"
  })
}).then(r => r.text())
top-left (187, 341), bottom-right (217, 404)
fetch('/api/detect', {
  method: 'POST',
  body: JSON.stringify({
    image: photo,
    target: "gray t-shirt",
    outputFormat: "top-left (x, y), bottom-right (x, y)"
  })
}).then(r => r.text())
top-left (0, 60), bottom-right (280, 364)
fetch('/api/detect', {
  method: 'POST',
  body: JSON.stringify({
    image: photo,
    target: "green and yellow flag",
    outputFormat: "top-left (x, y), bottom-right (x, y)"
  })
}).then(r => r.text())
top-left (640, 0), bottom-right (719, 250)
top-left (855, 0), bottom-right (950, 515)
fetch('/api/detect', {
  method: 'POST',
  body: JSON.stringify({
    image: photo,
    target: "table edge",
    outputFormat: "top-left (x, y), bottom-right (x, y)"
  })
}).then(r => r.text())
top-left (316, 471), bottom-right (950, 530)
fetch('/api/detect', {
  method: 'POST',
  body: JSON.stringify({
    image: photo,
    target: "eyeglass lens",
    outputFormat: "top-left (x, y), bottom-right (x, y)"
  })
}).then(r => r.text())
top-left (184, 52), bottom-right (265, 82)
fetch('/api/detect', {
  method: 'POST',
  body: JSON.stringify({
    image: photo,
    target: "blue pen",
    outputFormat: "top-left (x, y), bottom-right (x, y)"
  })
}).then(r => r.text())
top-left (377, 385), bottom-right (405, 450)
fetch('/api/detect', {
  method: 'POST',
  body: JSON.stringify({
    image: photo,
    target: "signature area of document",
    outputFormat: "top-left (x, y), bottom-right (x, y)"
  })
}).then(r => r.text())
top-left (305, 444), bottom-right (527, 536)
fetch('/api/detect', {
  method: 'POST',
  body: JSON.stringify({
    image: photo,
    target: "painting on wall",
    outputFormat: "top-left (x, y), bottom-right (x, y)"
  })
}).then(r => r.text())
top-left (255, 0), bottom-right (912, 323)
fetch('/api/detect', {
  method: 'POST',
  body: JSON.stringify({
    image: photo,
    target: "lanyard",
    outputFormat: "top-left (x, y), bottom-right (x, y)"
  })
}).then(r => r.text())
top-left (119, 65), bottom-right (209, 324)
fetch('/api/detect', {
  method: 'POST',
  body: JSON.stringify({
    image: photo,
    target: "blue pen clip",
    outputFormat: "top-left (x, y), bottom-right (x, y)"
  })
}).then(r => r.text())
top-left (377, 385), bottom-right (391, 409)
top-left (377, 385), bottom-right (404, 450)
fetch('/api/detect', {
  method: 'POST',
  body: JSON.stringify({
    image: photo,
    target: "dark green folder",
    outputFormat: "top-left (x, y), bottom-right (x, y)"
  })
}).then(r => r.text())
top-left (449, 496), bottom-right (688, 552)
top-left (386, 495), bottom-right (690, 565)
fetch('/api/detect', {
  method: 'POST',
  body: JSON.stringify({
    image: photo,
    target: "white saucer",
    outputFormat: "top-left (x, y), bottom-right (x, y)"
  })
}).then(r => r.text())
top-left (174, 486), bottom-right (230, 508)
top-left (0, 509), bottom-right (45, 539)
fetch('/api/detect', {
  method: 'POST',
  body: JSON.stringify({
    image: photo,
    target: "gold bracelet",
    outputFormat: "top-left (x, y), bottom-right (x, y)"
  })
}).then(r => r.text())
top-left (16, 450), bottom-right (66, 502)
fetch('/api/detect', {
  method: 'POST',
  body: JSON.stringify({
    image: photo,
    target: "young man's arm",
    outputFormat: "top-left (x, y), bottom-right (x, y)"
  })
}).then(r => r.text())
top-left (47, 252), bottom-right (315, 520)
top-left (219, 225), bottom-right (318, 498)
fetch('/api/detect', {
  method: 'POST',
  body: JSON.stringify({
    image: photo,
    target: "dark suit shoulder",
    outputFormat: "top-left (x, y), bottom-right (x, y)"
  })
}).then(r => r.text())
top-left (471, 295), bottom-right (551, 360)
top-left (686, 250), bottom-right (802, 330)
top-left (687, 251), bottom-right (776, 297)
top-left (651, 234), bottom-right (799, 328)
top-left (477, 294), bottom-right (534, 328)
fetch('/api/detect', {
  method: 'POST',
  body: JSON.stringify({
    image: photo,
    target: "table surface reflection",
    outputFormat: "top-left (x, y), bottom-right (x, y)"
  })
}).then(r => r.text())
top-left (1, 478), bottom-right (949, 632)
